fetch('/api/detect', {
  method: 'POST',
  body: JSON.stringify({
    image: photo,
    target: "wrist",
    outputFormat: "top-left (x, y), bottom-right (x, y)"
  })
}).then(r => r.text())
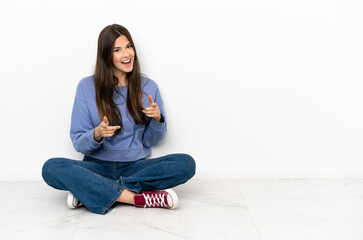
top-left (154, 115), bottom-right (161, 122)
top-left (94, 127), bottom-right (102, 142)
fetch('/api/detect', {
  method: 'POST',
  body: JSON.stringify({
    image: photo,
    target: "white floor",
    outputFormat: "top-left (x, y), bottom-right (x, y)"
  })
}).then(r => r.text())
top-left (0, 179), bottom-right (363, 240)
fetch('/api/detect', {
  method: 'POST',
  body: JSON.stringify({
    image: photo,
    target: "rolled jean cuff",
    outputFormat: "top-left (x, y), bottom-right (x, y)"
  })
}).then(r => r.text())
top-left (120, 176), bottom-right (142, 194)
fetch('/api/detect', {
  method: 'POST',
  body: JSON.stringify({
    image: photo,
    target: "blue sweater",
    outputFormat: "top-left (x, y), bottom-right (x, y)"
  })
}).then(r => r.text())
top-left (70, 75), bottom-right (167, 162)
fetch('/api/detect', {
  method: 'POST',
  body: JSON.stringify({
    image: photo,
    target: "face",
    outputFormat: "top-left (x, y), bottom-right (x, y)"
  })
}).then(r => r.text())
top-left (112, 35), bottom-right (135, 77)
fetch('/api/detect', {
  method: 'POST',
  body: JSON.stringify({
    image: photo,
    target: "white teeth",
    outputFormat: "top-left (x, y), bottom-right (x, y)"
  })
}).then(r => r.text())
top-left (122, 59), bottom-right (131, 63)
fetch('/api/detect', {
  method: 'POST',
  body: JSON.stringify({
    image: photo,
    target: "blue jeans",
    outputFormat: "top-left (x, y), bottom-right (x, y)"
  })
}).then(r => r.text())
top-left (42, 153), bottom-right (196, 214)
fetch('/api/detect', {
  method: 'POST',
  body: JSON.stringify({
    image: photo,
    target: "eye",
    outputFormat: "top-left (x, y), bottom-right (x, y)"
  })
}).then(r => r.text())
top-left (127, 44), bottom-right (132, 48)
top-left (114, 49), bottom-right (120, 52)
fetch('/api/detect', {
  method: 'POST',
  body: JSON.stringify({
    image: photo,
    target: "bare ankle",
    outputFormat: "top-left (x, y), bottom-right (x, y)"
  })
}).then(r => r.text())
top-left (116, 189), bottom-right (136, 205)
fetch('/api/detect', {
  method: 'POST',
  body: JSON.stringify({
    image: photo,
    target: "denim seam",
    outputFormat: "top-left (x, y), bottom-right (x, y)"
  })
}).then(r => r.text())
top-left (73, 161), bottom-right (120, 190)
top-left (120, 156), bottom-right (167, 193)
top-left (121, 176), bottom-right (140, 193)
top-left (102, 186), bottom-right (125, 214)
top-left (114, 162), bottom-right (117, 181)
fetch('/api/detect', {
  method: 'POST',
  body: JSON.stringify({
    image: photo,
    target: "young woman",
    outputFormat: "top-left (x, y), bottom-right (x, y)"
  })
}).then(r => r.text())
top-left (42, 24), bottom-right (196, 215)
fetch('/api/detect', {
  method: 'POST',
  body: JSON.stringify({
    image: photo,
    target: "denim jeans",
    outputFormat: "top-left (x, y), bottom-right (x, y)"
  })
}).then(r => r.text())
top-left (42, 153), bottom-right (196, 214)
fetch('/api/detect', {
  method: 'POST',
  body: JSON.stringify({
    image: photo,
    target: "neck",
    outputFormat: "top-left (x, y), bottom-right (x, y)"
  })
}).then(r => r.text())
top-left (113, 72), bottom-right (128, 86)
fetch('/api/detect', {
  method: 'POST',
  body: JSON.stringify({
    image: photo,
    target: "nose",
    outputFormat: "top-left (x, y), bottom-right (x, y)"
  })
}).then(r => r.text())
top-left (120, 48), bottom-right (130, 58)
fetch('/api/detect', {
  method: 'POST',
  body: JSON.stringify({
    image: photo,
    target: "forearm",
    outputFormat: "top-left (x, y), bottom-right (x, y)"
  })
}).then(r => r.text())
top-left (71, 129), bottom-right (104, 154)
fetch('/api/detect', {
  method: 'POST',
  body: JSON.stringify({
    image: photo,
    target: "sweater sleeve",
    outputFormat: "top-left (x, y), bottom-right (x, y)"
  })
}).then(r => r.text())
top-left (142, 86), bottom-right (167, 147)
top-left (70, 82), bottom-right (104, 154)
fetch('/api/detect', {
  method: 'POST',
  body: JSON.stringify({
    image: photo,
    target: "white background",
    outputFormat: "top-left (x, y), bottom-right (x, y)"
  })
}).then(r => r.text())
top-left (0, 0), bottom-right (362, 180)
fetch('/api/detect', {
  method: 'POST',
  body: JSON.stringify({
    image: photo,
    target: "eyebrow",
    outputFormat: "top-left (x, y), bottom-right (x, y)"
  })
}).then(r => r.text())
top-left (114, 42), bottom-right (132, 49)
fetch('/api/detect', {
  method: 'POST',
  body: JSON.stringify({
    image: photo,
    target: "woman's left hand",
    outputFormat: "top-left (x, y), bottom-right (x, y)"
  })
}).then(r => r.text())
top-left (142, 95), bottom-right (161, 122)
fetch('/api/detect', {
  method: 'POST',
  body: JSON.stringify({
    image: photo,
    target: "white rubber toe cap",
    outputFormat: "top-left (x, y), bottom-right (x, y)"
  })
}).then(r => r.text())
top-left (67, 192), bottom-right (77, 209)
top-left (165, 189), bottom-right (178, 209)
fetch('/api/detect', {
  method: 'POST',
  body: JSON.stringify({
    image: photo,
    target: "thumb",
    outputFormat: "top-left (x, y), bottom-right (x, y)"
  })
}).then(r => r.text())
top-left (103, 116), bottom-right (109, 126)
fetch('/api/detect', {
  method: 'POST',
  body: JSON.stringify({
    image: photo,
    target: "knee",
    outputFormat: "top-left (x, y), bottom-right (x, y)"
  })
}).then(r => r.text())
top-left (177, 154), bottom-right (196, 179)
top-left (41, 158), bottom-right (70, 183)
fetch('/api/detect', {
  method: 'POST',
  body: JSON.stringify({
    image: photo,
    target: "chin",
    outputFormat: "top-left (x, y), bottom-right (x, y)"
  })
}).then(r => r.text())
top-left (124, 68), bottom-right (133, 73)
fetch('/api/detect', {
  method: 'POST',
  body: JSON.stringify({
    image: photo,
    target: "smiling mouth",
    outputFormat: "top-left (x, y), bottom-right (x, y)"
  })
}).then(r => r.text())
top-left (122, 59), bottom-right (131, 64)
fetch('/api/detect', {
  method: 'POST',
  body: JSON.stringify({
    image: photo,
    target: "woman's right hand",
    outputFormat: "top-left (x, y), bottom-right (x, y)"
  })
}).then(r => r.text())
top-left (93, 116), bottom-right (121, 142)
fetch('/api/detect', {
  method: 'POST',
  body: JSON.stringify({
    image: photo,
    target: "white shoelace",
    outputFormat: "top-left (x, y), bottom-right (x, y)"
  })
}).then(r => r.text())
top-left (143, 193), bottom-right (168, 208)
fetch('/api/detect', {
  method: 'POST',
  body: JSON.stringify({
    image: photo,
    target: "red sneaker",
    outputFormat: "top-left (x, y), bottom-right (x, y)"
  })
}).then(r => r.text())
top-left (134, 189), bottom-right (178, 209)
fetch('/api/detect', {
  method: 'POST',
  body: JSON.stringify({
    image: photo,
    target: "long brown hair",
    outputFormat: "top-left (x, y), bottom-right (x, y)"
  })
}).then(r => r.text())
top-left (94, 24), bottom-right (146, 136)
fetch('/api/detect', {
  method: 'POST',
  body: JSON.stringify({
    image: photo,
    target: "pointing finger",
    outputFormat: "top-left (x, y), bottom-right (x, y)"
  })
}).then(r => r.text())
top-left (106, 126), bottom-right (121, 130)
top-left (148, 95), bottom-right (154, 106)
